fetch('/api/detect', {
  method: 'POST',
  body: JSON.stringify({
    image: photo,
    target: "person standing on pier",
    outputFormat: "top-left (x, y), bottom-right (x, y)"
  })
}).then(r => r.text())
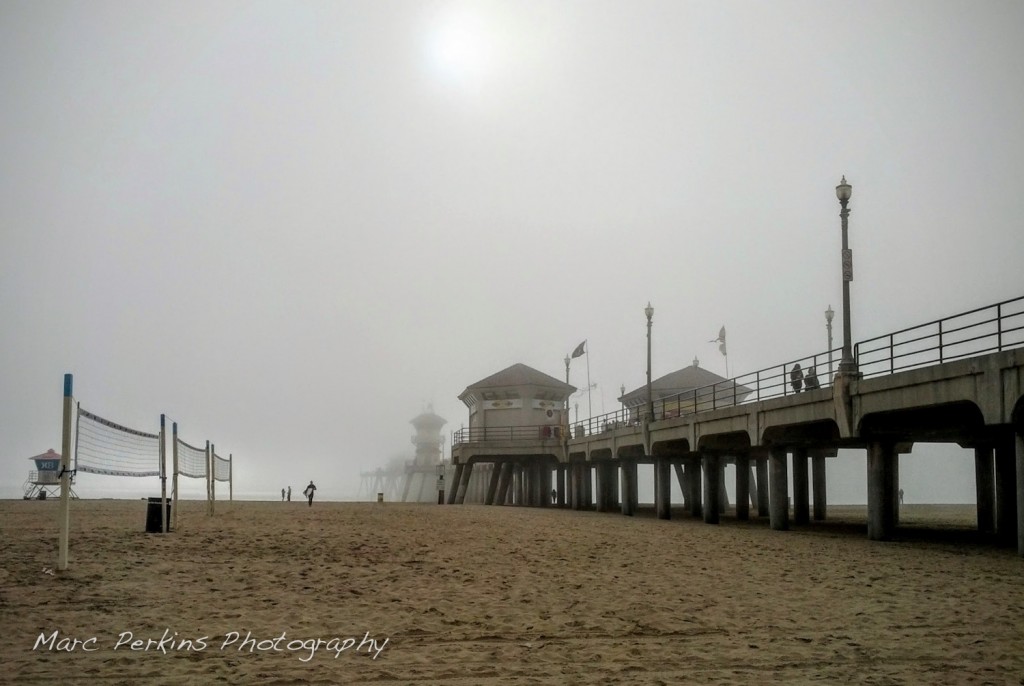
top-left (790, 364), bottom-right (804, 393)
top-left (804, 366), bottom-right (820, 390)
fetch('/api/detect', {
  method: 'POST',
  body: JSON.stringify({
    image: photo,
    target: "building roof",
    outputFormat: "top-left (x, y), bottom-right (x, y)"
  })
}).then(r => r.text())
top-left (620, 359), bottom-right (751, 405)
top-left (410, 406), bottom-right (447, 429)
top-left (460, 363), bottom-right (575, 398)
top-left (27, 448), bottom-right (60, 461)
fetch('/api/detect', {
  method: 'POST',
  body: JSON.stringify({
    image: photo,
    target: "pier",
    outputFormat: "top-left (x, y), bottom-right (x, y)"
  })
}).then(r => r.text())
top-left (449, 295), bottom-right (1024, 556)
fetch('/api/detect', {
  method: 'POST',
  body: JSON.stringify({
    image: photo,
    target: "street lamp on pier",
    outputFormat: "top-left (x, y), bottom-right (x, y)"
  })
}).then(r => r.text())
top-left (825, 304), bottom-right (835, 378)
top-left (564, 355), bottom-right (571, 433)
top-left (835, 177), bottom-right (857, 373)
top-left (645, 302), bottom-right (654, 422)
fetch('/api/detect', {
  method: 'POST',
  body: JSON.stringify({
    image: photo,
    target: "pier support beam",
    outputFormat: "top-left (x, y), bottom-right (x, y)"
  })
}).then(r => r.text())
top-left (688, 458), bottom-right (703, 518)
top-left (556, 466), bottom-right (566, 507)
top-left (620, 460), bottom-right (638, 516)
top-left (893, 452), bottom-right (901, 527)
top-left (975, 446), bottom-right (995, 533)
top-left (583, 463), bottom-right (593, 510)
top-left (596, 462), bottom-right (618, 512)
top-left (769, 447), bottom-right (789, 531)
top-left (499, 462), bottom-right (515, 505)
top-left (756, 456), bottom-right (770, 519)
top-left (511, 465), bottom-right (521, 505)
top-left (655, 457), bottom-right (672, 520)
top-left (702, 454), bottom-right (720, 524)
top-left (748, 464), bottom-right (759, 512)
top-left (447, 464), bottom-right (464, 504)
top-left (568, 463), bottom-right (577, 509)
top-left (1016, 432), bottom-right (1024, 557)
top-left (718, 460), bottom-right (729, 513)
top-left (996, 438), bottom-right (1018, 545)
top-left (867, 441), bottom-right (896, 541)
top-left (537, 462), bottom-right (549, 507)
top-left (485, 463), bottom-right (502, 505)
top-left (792, 447), bottom-right (809, 526)
top-left (674, 464), bottom-right (688, 510)
top-left (455, 463), bottom-right (474, 505)
top-left (812, 453), bottom-right (827, 521)
top-left (735, 453), bottom-right (750, 521)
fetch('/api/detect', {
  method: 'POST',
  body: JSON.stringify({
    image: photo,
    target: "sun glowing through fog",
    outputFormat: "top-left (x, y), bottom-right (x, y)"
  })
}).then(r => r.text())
top-left (426, 12), bottom-right (493, 86)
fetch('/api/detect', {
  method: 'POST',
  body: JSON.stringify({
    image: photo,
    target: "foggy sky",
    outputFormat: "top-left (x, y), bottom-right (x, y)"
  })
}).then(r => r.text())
top-left (2, 1), bottom-right (1022, 502)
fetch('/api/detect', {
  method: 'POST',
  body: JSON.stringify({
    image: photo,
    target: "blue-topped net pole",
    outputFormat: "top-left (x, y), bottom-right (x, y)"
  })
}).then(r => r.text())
top-left (205, 441), bottom-right (212, 517)
top-left (58, 373), bottom-right (74, 570)
top-left (159, 414), bottom-right (168, 533)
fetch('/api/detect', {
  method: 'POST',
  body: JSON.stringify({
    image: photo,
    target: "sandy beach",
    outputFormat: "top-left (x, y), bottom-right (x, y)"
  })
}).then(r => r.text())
top-left (1, 499), bottom-right (1022, 685)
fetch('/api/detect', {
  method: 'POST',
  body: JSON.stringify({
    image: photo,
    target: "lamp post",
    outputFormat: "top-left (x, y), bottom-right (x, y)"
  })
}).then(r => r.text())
top-left (564, 355), bottom-right (571, 434)
top-left (620, 384), bottom-right (626, 420)
top-left (825, 304), bottom-right (835, 378)
top-left (645, 302), bottom-right (654, 421)
top-left (835, 176), bottom-right (857, 373)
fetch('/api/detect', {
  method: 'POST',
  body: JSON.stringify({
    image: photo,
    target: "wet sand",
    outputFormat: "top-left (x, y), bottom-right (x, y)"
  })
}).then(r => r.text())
top-left (1, 499), bottom-right (1022, 684)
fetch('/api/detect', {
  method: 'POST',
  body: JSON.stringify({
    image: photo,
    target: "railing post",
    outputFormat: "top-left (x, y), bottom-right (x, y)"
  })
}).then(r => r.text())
top-left (938, 320), bottom-right (944, 363)
top-left (997, 303), bottom-right (1003, 351)
top-left (889, 334), bottom-right (894, 375)
top-left (756, 370), bottom-right (761, 401)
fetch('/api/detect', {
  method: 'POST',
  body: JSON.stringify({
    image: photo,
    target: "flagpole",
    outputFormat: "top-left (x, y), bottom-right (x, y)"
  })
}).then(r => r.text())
top-left (711, 326), bottom-right (729, 378)
top-left (585, 346), bottom-right (592, 419)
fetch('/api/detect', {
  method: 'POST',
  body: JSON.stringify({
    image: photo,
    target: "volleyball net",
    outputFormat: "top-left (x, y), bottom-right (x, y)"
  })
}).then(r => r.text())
top-left (213, 452), bottom-right (231, 482)
top-left (174, 436), bottom-right (208, 479)
top-left (56, 373), bottom-right (238, 570)
top-left (75, 407), bottom-right (161, 477)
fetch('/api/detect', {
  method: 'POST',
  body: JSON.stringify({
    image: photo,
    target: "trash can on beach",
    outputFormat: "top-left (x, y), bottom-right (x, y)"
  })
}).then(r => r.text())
top-left (145, 497), bottom-right (171, 533)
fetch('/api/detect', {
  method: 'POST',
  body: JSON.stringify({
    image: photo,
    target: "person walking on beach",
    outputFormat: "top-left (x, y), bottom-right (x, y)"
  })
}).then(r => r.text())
top-left (281, 488), bottom-right (285, 502)
top-left (287, 486), bottom-right (291, 502)
top-left (303, 481), bottom-right (317, 507)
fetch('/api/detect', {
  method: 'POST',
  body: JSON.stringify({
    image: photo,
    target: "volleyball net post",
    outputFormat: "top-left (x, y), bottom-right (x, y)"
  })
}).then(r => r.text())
top-left (159, 414), bottom-right (168, 534)
top-left (229, 454), bottom-right (233, 501)
top-left (206, 444), bottom-right (215, 518)
top-left (172, 422), bottom-right (179, 531)
top-left (58, 373), bottom-right (74, 571)
top-left (208, 442), bottom-right (215, 516)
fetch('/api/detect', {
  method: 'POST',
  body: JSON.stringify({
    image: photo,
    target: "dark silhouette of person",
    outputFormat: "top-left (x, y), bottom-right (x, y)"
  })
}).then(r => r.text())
top-left (303, 481), bottom-right (317, 507)
top-left (551, 488), bottom-right (557, 504)
top-left (281, 488), bottom-right (285, 501)
top-left (287, 486), bottom-right (291, 502)
top-left (804, 366), bottom-right (820, 390)
top-left (790, 364), bottom-right (804, 393)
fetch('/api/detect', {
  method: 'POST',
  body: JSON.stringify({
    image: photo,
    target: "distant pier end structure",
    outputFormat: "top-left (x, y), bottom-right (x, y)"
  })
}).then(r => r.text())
top-left (449, 363), bottom-right (576, 506)
top-left (620, 357), bottom-right (753, 424)
top-left (402, 407), bottom-right (448, 502)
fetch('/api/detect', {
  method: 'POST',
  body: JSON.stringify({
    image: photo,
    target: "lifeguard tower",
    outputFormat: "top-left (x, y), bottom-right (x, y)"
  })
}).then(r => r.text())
top-left (401, 407), bottom-right (447, 502)
top-left (448, 363), bottom-right (576, 505)
top-left (22, 448), bottom-right (76, 500)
